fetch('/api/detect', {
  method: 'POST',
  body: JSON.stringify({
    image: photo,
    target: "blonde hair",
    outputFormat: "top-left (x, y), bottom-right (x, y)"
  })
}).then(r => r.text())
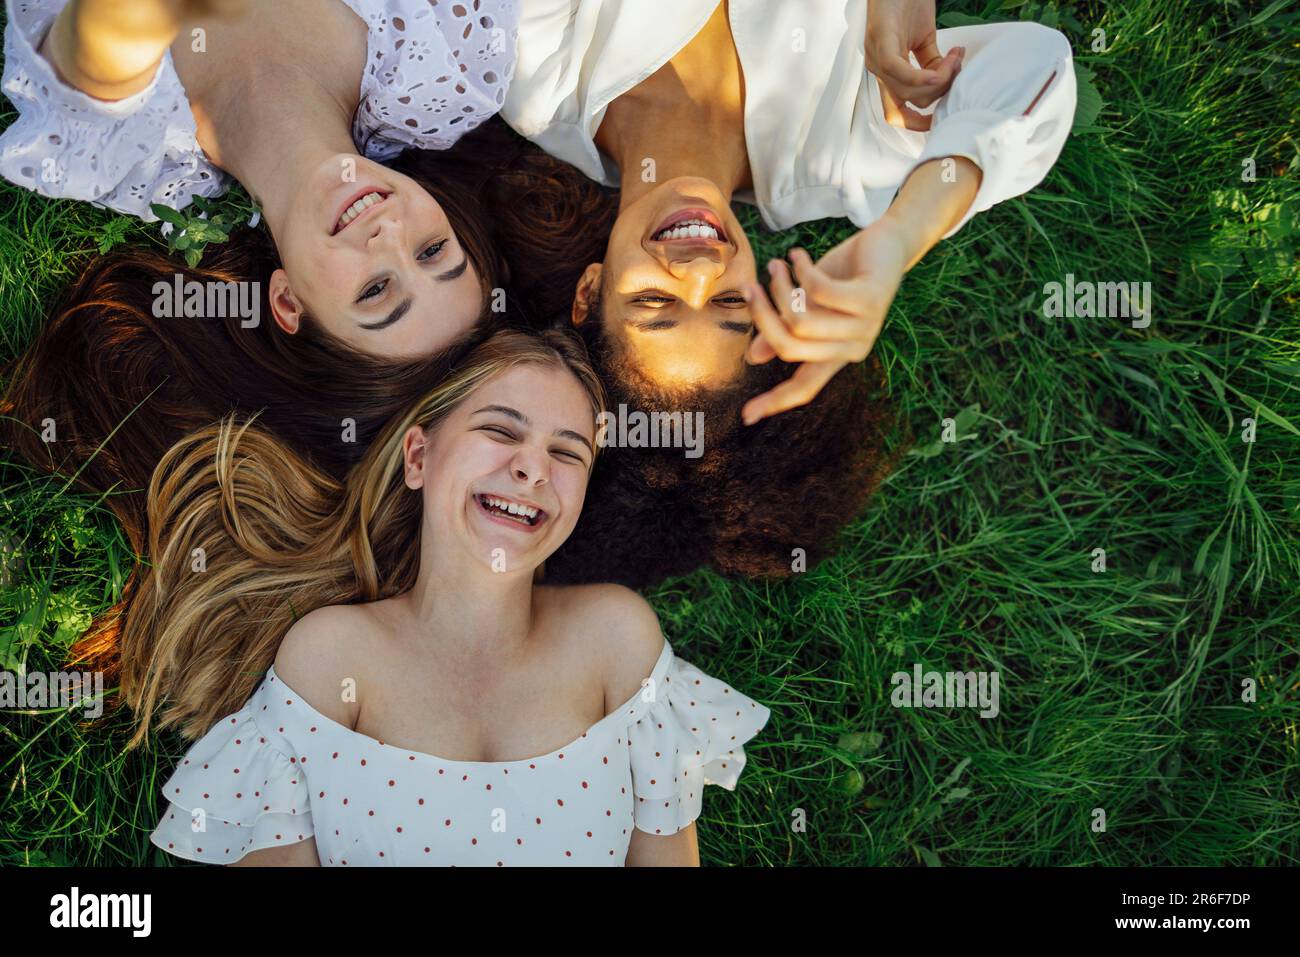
top-left (120, 328), bottom-right (606, 749)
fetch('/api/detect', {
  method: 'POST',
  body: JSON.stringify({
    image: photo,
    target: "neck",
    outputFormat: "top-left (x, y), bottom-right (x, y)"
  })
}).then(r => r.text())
top-left (603, 101), bottom-right (749, 212)
top-left (396, 545), bottom-right (538, 660)
top-left (215, 83), bottom-right (360, 242)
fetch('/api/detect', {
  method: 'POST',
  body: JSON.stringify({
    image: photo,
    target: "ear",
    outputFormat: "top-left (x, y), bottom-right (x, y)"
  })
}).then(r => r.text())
top-left (571, 262), bottom-right (603, 327)
top-left (269, 268), bottom-right (305, 335)
top-left (401, 425), bottom-right (428, 490)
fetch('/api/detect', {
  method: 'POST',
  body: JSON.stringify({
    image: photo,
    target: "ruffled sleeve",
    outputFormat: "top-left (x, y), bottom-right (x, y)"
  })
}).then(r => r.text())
top-left (627, 648), bottom-right (771, 836)
top-left (149, 688), bottom-right (313, 865)
top-left (343, 0), bottom-right (519, 161)
top-left (0, 0), bottom-right (228, 221)
top-left (907, 20), bottom-right (1077, 238)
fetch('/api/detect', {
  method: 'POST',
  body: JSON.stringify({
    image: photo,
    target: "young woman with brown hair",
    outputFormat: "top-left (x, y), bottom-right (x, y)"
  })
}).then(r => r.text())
top-left (2, 0), bottom-right (520, 357)
top-left (132, 328), bottom-right (769, 866)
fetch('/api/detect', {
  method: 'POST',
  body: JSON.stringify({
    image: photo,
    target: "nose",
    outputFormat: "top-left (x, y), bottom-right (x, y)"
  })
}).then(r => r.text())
top-left (666, 253), bottom-right (725, 307)
top-left (366, 213), bottom-right (405, 250)
top-left (509, 444), bottom-right (550, 488)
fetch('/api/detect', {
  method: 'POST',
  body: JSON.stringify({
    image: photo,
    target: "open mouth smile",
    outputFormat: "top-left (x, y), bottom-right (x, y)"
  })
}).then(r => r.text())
top-left (333, 189), bottom-right (390, 235)
top-left (474, 493), bottom-right (548, 531)
top-left (650, 207), bottom-right (729, 245)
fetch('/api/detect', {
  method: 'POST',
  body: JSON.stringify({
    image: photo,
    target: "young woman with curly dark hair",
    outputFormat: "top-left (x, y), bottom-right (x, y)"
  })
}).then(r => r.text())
top-left (502, 0), bottom-right (1075, 420)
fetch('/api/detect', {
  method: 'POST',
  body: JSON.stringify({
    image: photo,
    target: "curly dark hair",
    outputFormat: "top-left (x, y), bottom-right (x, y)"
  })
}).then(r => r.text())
top-left (542, 306), bottom-right (897, 588)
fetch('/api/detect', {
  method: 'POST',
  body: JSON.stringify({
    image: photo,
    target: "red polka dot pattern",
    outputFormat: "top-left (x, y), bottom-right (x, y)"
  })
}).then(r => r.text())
top-left (148, 639), bottom-right (770, 865)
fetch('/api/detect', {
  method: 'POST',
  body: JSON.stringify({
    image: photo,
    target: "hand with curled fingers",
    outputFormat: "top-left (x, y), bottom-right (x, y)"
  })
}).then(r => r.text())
top-left (740, 218), bottom-right (910, 426)
top-left (865, 0), bottom-right (964, 131)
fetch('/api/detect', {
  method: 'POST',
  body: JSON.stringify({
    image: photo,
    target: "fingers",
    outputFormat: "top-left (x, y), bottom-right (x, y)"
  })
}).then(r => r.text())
top-left (914, 37), bottom-right (947, 70)
top-left (879, 52), bottom-right (943, 97)
top-left (741, 361), bottom-right (845, 426)
top-left (767, 254), bottom-right (797, 320)
top-left (878, 46), bottom-right (963, 111)
top-left (746, 277), bottom-right (866, 363)
top-left (746, 333), bottom-right (777, 365)
top-left (756, 251), bottom-right (881, 346)
top-left (878, 76), bottom-right (936, 131)
top-left (785, 248), bottom-right (868, 315)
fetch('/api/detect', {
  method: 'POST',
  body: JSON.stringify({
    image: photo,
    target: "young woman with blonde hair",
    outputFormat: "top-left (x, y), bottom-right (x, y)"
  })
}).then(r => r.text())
top-left (130, 328), bottom-right (770, 866)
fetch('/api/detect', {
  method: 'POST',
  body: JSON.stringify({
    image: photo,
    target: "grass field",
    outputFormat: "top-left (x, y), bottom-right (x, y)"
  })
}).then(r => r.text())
top-left (1, 0), bottom-right (1297, 866)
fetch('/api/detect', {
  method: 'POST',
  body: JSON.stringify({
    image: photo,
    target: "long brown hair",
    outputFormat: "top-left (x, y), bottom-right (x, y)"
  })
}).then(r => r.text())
top-left (0, 119), bottom-right (617, 679)
top-left (120, 328), bottom-right (605, 749)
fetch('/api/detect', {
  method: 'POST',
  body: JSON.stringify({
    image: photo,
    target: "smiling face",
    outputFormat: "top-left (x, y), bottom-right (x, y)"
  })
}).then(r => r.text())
top-left (401, 363), bottom-right (598, 575)
top-left (573, 176), bottom-right (757, 389)
top-left (269, 154), bottom-right (486, 359)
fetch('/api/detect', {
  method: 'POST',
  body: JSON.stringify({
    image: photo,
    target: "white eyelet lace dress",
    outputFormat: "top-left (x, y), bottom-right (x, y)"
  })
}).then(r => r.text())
top-left (149, 639), bottom-right (771, 866)
top-left (0, 0), bottom-right (518, 220)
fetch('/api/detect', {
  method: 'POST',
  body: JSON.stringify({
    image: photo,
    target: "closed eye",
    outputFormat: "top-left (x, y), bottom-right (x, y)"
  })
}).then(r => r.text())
top-left (631, 293), bottom-right (748, 306)
top-left (478, 425), bottom-right (517, 440)
top-left (552, 448), bottom-right (586, 463)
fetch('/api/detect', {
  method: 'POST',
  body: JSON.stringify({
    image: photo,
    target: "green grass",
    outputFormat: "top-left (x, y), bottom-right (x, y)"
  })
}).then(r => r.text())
top-left (2, 0), bottom-right (1298, 866)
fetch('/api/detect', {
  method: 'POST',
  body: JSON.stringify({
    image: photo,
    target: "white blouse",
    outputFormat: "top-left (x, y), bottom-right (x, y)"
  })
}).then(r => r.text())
top-left (149, 638), bottom-right (771, 866)
top-left (503, 0), bottom-right (1077, 237)
top-left (0, 0), bottom-right (519, 221)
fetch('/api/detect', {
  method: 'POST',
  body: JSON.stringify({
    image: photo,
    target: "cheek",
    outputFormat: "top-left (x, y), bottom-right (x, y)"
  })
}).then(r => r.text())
top-left (556, 469), bottom-right (590, 521)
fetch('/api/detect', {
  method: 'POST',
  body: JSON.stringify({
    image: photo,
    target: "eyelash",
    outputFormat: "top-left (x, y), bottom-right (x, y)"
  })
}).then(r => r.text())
top-left (633, 294), bottom-right (746, 305)
top-left (479, 425), bottom-right (585, 463)
top-left (356, 240), bottom-right (449, 302)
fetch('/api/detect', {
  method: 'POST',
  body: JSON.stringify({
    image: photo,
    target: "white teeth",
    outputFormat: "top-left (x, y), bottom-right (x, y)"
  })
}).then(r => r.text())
top-left (654, 219), bottom-right (720, 241)
top-left (480, 496), bottom-right (541, 524)
top-left (336, 192), bottom-right (385, 231)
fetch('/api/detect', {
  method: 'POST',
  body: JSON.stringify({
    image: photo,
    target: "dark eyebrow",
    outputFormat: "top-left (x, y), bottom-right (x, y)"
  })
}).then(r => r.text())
top-left (474, 405), bottom-right (528, 423)
top-left (720, 320), bottom-right (753, 333)
top-left (472, 406), bottom-right (594, 454)
top-left (557, 429), bottom-right (594, 453)
top-left (628, 318), bottom-right (679, 331)
top-left (437, 256), bottom-right (469, 282)
top-left (356, 254), bottom-right (467, 331)
top-left (359, 297), bottom-right (412, 331)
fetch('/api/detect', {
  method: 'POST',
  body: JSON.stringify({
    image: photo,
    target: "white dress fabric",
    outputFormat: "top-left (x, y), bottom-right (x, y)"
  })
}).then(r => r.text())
top-left (503, 0), bottom-right (1076, 238)
top-left (0, 0), bottom-right (519, 221)
top-left (150, 638), bottom-right (771, 866)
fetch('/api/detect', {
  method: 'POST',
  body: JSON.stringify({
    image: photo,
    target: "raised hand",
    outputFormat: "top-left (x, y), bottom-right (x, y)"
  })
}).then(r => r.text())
top-left (740, 219), bottom-right (911, 425)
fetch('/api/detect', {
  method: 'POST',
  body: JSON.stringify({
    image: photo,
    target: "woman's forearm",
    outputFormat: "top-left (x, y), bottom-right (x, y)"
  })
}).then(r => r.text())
top-left (38, 0), bottom-right (181, 101)
top-left (881, 154), bottom-right (982, 270)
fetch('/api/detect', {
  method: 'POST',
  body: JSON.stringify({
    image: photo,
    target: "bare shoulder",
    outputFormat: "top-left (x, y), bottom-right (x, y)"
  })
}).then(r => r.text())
top-left (274, 603), bottom-right (379, 731)
top-left (536, 583), bottom-right (666, 714)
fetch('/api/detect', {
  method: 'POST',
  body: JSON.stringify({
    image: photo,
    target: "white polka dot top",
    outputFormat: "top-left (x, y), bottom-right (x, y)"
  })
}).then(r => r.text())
top-left (149, 639), bottom-right (771, 866)
top-left (0, 0), bottom-right (518, 221)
